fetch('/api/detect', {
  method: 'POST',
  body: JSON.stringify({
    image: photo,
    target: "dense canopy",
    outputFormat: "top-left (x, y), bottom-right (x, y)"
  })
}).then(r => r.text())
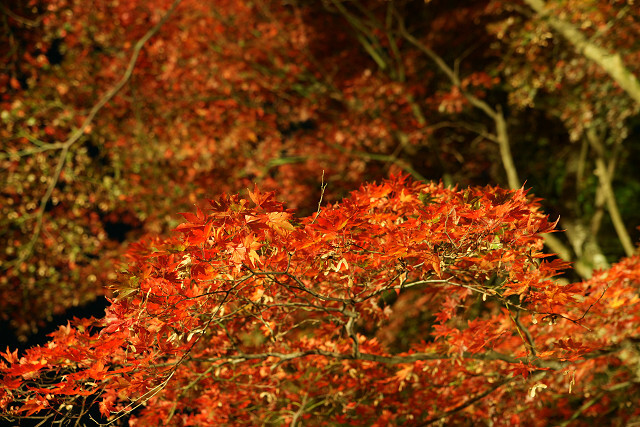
top-left (2, 0), bottom-right (640, 425)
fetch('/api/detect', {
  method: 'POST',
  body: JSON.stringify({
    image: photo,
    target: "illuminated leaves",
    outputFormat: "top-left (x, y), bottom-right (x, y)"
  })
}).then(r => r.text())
top-left (2, 0), bottom-right (640, 424)
top-left (264, 212), bottom-right (295, 236)
top-left (6, 175), bottom-right (621, 425)
top-left (229, 234), bottom-right (262, 268)
top-left (0, 348), bottom-right (19, 365)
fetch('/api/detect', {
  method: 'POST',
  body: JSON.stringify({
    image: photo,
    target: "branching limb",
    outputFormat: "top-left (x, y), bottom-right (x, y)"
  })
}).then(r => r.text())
top-left (523, 0), bottom-right (640, 104)
top-left (13, 0), bottom-right (183, 266)
top-left (290, 393), bottom-right (309, 427)
top-left (198, 346), bottom-right (564, 370)
top-left (391, 5), bottom-right (607, 279)
top-left (590, 136), bottom-right (621, 238)
top-left (0, 3), bottom-right (43, 27)
top-left (394, 9), bottom-right (519, 188)
top-left (586, 129), bottom-right (635, 257)
top-left (343, 308), bottom-right (360, 358)
top-left (328, 0), bottom-right (391, 72)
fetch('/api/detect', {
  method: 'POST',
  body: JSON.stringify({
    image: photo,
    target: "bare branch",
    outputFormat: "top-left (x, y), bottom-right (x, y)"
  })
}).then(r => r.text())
top-left (326, 141), bottom-right (428, 182)
top-left (586, 129), bottom-right (635, 257)
top-left (590, 138), bottom-right (621, 237)
top-left (311, 170), bottom-right (327, 225)
top-left (202, 347), bottom-right (557, 369)
top-left (290, 393), bottom-right (309, 427)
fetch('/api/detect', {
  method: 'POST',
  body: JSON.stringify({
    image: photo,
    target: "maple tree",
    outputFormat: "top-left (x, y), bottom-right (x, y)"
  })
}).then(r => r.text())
top-left (2, 0), bottom-right (640, 424)
top-left (2, 175), bottom-right (639, 425)
top-left (3, 0), bottom-right (640, 339)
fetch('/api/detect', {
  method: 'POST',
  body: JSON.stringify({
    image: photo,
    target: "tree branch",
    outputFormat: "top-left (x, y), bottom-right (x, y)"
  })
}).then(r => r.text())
top-left (523, 0), bottom-right (640, 105)
top-left (198, 347), bottom-right (564, 371)
top-left (391, 7), bottom-right (597, 277)
top-left (394, 10), bottom-right (521, 189)
top-left (420, 376), bottom-right (517, 425)
top-left (589, 137), bottom-right (621, 237)
top-left (586, 129), bottom-right (635, 256)
top-left (0, 3), bottom-right (43, 27)
top-left (325, 141), bottom-right (428, 182)
top-left (13, 0), bottom-right (183, 265)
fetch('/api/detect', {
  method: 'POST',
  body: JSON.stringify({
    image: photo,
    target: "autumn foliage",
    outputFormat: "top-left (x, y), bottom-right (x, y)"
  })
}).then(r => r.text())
top-left (3, 0), bottom-right (640, 425)
top-left (1, 175), bottom-right (639, 425)
top-left (4, 0), bottom-right (640, 339)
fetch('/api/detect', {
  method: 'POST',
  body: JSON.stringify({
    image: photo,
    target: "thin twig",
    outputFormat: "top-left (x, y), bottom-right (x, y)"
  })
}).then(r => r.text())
top-left (511, 309), bottom-right (537, 357)
top-left (326, 141), bottom-right (427, 182)
top-left (311, 170), bottom-right (327, 224)
top-left (420, 376), bottom-right (516, 425)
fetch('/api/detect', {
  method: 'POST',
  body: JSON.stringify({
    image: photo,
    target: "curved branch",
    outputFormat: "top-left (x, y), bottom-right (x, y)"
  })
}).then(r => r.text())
top-left (494, 106), bottom-right (520, 189)
top-left (14, 0), bottom-right (183, 265)
top-left (395, 11), bottom-right (521, 189)
top-left (0, 3), bottom-right (43, 27)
